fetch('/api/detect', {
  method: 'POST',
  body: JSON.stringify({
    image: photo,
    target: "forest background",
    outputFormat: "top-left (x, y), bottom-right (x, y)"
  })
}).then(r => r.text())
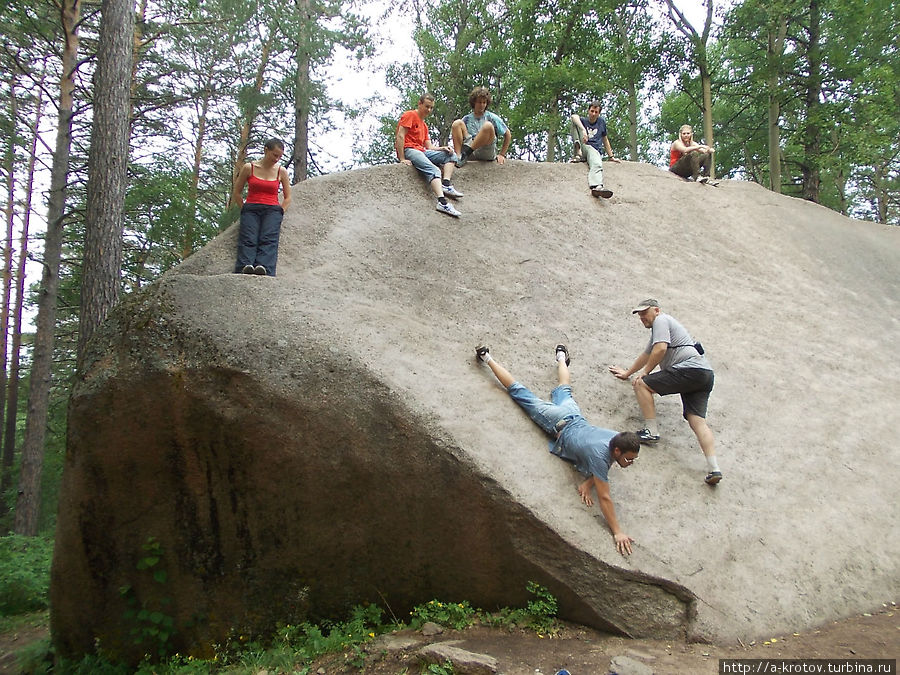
top-left (0, 0), bottom-right (896, 602)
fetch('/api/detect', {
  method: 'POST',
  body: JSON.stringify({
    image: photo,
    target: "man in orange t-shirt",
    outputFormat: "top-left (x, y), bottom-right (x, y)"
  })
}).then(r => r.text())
top-left (395, 93), bottom-right (464, 218)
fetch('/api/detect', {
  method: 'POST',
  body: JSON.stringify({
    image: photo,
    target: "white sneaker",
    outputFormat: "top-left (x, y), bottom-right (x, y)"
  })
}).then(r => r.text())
top-left (443, 184), bottom-right (464, 199)
top-left (436, 201), bottom-right (461, 218)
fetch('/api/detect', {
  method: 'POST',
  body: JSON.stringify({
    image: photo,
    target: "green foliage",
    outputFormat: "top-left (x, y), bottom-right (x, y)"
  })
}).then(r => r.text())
top-left (409, 582), bottom-right (560, 635)
top-left (425, 661), bottom-right (456, 674)
top-left (0, 534), bottom-right (53, 616)
top-left (12, 636), bottom-right (52, 675)
top-left (409, 599), bottom-right (480, 630)
top-left (484, 581), bottom-right (560, 634)
top-left (120, 537), bottom-right (175, 659)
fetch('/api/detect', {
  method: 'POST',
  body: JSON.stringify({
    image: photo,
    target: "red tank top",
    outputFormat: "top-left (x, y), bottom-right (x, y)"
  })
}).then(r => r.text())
top-left (245, 164), bottom-right (281, 205)
top-left (670, 147), bottom-right (683, 167)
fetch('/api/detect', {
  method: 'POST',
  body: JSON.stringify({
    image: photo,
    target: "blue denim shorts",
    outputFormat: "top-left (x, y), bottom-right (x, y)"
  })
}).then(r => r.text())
top-left (506, 383), bottom-right (583, 437)
top-left (404, 147), bottom-right (459, 182)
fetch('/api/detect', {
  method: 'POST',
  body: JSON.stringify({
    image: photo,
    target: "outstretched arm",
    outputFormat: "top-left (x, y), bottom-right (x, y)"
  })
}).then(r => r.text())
top-left (593, 477), bottom-right (634, 555)
top-left (609, 351), bottom-right (649, 379)
top-left (639, 342), bottom-right (667, 377)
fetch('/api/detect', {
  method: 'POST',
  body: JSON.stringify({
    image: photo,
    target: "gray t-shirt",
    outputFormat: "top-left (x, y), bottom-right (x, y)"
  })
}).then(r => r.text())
top-left (645, 313), bottom-right (712, 371)
top-left (551, 419), bottom-right (616, 481)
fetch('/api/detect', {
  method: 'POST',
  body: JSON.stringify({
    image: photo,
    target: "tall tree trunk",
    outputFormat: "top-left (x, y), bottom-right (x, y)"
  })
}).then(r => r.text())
top-left (76, 0), bottom-right (135, 373)
top-left (698, 51), bottom-right (715, 179)
top-left (1, 85), bottom-right (43, 507)
top-left (187, 82), bottom-right (211, 258)
top-left (14, 0), bottom-right (81, 536)
top-left (293, 0), bottom-right (312, 181)
top-left (0, 77), bottom-right (16, 470)
top-left (800, 0), bottom-right (822, 202)
top-left (766, 15), bottom-right (786, 193)
top-left (612, 10), bottom-right (639, 160)
top-left (232, 36), bottom-right (273, 189)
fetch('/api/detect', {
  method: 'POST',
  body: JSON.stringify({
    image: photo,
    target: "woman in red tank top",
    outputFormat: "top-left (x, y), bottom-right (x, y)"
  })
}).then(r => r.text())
top-left (230, 138), bottom-right (293, 276)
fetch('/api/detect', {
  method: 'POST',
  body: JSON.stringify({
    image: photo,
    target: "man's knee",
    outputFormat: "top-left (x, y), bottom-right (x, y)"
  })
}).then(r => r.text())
top-left (477, 124), bottom-right (497, 142)
top-left (632, 378), bottom-right (655, 395)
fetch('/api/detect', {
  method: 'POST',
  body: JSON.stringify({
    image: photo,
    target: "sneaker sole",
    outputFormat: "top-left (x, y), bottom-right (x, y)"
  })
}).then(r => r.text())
top-left (591, 189), bottom-right (614, 199)
top-left (705, 473), bottom-right (723, 485)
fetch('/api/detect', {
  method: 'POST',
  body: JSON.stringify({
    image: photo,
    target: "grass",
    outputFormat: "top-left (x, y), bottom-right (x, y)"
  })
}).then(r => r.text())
top-left (1, 536), bottom-right (560, 673)
top-left (2, 584), bottom-right (559, 674)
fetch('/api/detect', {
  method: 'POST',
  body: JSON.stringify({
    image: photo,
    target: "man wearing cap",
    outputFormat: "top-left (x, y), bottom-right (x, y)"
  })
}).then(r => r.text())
top-left (608, 299), bottom-right (722, 485)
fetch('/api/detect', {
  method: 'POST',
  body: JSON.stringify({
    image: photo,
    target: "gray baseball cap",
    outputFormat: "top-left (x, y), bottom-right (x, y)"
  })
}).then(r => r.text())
top-left (631, 298), bottom-right (660, 313)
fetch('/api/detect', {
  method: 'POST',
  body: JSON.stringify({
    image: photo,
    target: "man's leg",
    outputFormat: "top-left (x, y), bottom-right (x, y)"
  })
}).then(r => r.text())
top-left (406, 148), bottom-right (461, 216)
top-left (686, 413), bottom-right (721, 484)
top-left (451, 119), bottom-right (468, 157)
top-left (632, 377), bottom-right (660, 440)
top-left (476, 346), bottom-right (574, 436)
top-left (469, 123), bottom-right (497, 152)
top-left (583, 144), bottom-right (604, 189)
top-left (568, 117), bottom-right (584, 161)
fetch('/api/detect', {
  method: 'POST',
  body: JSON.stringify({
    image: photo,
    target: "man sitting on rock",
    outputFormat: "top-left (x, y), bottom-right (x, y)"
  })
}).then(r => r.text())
top-left (569, 100), bottom-right (619, 198)
top-left (475, 344), bottom-right (640, 555)
top-left (452, 86), bottom-right (512, 167)
top-left (396, 93), bottom-right (464, 218)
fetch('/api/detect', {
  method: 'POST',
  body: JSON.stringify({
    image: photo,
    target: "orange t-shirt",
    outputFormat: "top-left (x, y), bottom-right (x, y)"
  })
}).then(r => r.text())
top-left (398, 110), bottom-right (429, 152)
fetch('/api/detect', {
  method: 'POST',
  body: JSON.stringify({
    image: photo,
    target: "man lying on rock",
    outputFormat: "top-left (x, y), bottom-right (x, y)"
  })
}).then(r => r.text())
top-left (475, 344), bottom-right (640, 555)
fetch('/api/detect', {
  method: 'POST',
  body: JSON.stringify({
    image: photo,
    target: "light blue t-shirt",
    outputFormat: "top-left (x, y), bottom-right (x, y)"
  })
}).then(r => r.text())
top-left (551, 418), bottom-right (616, 481)
top-left (462, 111), bottom-right (508, 145)
top-left (645, 313), bottom-right (712, 371)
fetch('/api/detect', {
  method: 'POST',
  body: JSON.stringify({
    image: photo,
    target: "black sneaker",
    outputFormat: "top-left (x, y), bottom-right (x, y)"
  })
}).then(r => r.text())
top-left (456, 144), bottom-right (473, 167)
top-left (555, 344), bottom-right (570, 366)
top-left (241, 265), bottom-right (255, 274)
top-left (475, 345), bottom-right (490, 363)
top-left (253, 265), bottom-right (267, 275)
top-left (705, 471), bottom-right (723, 485)
top-left (636, 428), bottom-right (660, 443)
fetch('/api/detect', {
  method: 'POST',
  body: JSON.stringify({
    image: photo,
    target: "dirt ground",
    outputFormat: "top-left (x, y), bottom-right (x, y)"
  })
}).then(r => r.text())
top-left (307, 604), bottom-right (898, 675)
top-left (1, 604), bottom-right (896, 673)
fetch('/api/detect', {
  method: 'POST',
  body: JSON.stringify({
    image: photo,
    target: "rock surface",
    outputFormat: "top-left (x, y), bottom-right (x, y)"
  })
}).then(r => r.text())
top-left (50, 160), bottom-right (900, 661)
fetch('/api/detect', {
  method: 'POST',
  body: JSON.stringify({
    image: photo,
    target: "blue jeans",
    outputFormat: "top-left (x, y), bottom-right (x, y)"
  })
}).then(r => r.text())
top-left (404, 148), bottom-right (459, 183)
top-left (235, 203), bottom-right (283, 276)
top-left (507, 383), bottom-right (584, 436)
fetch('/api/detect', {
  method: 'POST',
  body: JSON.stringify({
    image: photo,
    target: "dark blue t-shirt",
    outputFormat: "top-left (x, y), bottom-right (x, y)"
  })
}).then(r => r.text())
top-left (579, 116), bottom-right (608, 152)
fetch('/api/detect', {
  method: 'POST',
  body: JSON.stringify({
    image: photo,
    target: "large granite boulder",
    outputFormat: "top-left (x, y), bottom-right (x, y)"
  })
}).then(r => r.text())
top-left (51, 160), bottom-right (900, 661)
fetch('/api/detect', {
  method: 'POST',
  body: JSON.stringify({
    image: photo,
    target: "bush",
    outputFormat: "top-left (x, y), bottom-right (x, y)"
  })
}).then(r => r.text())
top-left (0, 534), bottom-right (54, 616)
